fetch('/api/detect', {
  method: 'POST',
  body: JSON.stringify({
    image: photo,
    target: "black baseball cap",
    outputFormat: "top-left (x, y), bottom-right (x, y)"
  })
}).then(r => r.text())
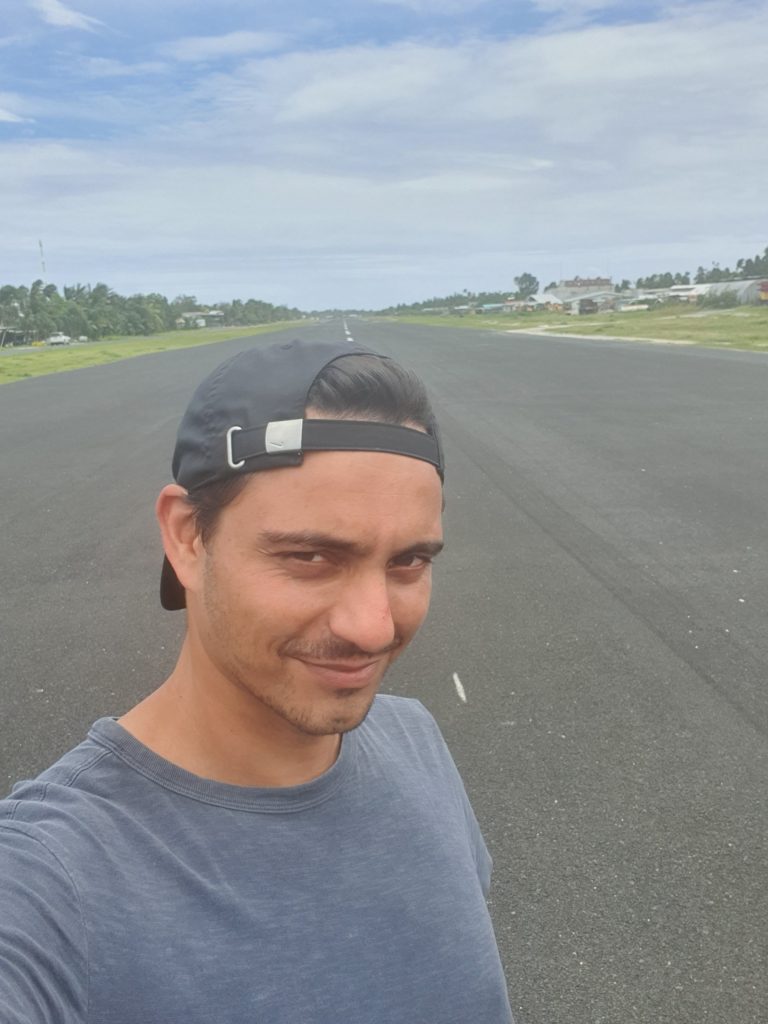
top-left (160, 337), bottom-right (444, 610)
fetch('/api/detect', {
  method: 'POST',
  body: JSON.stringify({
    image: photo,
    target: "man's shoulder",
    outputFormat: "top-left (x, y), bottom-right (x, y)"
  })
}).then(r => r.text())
top-left (361, 694), bottom-right (455, 770)
top-left (366, 693), bottom-right (438, 736)
top-left (6, 721), bottom-right (113, 795)
top-left (1, 720), bottom-right (125, 844)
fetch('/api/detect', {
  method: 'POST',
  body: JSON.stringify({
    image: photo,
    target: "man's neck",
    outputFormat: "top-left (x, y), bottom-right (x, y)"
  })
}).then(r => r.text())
top-left (119, 644), bottom-right (341, 788)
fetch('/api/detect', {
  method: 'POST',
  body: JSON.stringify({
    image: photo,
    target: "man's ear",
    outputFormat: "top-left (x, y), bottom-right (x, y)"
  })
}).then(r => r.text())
top-left (156, 484), bottom-right (204, 598)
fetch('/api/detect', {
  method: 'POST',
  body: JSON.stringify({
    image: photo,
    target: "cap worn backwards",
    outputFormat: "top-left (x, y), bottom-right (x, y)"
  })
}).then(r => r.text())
top-left (160, 337), bottom-right (444, 610)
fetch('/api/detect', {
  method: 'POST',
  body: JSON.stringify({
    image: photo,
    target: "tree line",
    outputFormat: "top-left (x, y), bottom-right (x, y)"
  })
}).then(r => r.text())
top-left (380, 273), bottom-right (541, 314)
top-left (379, 244), bottom-right (768, 313)
top-left (631, 245), bottom-right (768, 290)
top-left (0, 281), bottom-right (301, 345)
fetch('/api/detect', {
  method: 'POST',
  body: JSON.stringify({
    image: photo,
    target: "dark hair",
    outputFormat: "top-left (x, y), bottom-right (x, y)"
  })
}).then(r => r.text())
top-left (305, 353), bottom-right (435, 428)
top-left (186, 353), bottom-right (438, 544)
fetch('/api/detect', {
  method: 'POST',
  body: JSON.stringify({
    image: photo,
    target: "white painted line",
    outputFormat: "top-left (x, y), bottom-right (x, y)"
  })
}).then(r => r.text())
top-left (452, 672), bottom-right (467, 703)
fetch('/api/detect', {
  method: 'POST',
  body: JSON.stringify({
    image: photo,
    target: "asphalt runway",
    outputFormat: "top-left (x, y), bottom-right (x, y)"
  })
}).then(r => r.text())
top-left (2, 320), bottom-right (767, 1022)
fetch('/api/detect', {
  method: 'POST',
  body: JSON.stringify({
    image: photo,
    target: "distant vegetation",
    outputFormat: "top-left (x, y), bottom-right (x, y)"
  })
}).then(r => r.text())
top-left (4, 245), bottom-right (767, 340)
top-left (0, 280), bottom-right (302, 345)
top-left (379, 245), bottom-right (768, 313)
top-left (636, 248), bottom-right (768, 289)
top-left (0, 324), bottom-right (305, 385)
top-left (382, 289), bottom-right (510, 315)
top-left (380, 272), bottom-right (540, 315)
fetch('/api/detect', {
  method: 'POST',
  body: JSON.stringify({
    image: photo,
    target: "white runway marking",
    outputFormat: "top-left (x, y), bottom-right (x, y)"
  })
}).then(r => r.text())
top-left (452, 672), bottom-right (467, 703)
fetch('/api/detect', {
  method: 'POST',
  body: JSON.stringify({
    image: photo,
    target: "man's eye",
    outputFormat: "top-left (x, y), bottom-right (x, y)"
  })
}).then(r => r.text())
top-left (285, 552), bottom-right (326, 563)
top-left (392, 554), bottom-right (432, 569)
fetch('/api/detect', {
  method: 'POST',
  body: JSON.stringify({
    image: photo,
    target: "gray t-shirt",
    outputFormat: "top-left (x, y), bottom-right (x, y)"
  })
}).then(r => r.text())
top-left (0, 695), bottom-right (513, 1023)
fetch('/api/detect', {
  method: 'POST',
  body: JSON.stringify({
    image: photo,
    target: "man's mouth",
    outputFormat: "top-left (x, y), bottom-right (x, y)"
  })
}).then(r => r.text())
top-left (293, 658), bottom-right (383, 689)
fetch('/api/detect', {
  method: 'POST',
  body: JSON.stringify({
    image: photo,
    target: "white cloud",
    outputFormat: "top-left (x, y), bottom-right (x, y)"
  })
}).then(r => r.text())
top-left (81, 57), bottom-right (168, 78)
top-left (4, 1), bottom-right (768, 306)
top-left (0, 93), bottom-right (33, 124)
top-left (166, 30), bottom-right (287, 63)
top-left (176, 3), bottom-right (766, 184)
top-left (528, 0), bottom-right (627, 31)
top-left (372, 0), bottom-right (489, 11)
top-left (271, 44), bottom-right (462, 123)
top-left (531, 0), bottom-right (624, 15)
top-left (28, 0), bottom-right (102, 31)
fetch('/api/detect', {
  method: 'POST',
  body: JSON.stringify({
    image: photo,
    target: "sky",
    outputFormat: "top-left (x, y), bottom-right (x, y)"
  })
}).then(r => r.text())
top-left (1, 0), bottom-right (767, 309)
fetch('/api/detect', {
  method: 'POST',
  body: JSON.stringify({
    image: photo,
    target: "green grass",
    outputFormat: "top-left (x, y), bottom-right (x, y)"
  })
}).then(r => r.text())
top-left (379, 311), bottom-right (561, 331)
top-left (382, 306), bottom-right (768, 352)
top-left (0, 322), bottom-right (307, 385)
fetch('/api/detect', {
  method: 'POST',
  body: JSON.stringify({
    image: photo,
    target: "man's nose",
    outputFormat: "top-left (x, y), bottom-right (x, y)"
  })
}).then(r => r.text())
top-left (327, 572), bottom-right (397, 655)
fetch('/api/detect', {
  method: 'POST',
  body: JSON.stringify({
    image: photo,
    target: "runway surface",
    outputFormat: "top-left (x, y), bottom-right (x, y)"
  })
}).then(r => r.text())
top-left (2, 320), bottom-right (767, 1022)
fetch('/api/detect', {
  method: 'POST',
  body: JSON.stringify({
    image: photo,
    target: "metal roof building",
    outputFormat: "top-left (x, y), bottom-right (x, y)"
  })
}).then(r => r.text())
top-left (702, 279), bottom-right (766, 303)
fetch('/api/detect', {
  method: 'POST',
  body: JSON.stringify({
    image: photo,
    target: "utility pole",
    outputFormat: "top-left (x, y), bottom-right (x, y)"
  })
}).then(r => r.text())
top-left (39, 240), bottom-right (46, 277)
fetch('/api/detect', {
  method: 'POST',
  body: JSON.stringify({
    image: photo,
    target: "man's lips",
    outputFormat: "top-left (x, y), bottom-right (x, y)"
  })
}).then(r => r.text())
top-left (293, 658), bottom-right (383, 688)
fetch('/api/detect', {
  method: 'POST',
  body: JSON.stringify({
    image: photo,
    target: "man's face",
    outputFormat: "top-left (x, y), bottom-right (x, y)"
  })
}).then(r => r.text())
top-left (186, 446), bottom-right (444, 738)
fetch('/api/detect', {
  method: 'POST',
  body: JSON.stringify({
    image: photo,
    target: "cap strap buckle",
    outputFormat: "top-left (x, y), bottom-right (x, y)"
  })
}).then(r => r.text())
top-left (226, 425), bottom-right (244, 469)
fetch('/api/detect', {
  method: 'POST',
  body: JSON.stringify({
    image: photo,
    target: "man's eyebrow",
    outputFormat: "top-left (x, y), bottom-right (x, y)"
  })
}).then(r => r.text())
top-left (258, 531), bottom-right (444, 559)
top-left (259, 531), bottom-right (363, 554)
top-left (395, 540), bottom-right (444, 558)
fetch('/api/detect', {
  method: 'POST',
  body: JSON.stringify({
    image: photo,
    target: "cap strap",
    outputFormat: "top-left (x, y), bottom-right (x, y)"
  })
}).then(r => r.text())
top-left (229, 419), bottom-right (443, 478)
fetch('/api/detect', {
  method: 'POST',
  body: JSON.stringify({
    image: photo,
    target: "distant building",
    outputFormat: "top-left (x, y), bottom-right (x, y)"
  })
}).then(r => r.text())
top-left (560, 290), bottom-right (617, 313)
top-left (176, 310), bottom-right (225, 328)
top-left (664, 285), bottom-right (705, 302)
top-left (704, 279), bottom-right (767, 304)
top-left (561, 277), bottom-right (612, 290)
top-left (527, 293), bottom-right (564, 311)
top-left (546, 277), bottom-right (614, 303)
top-left (654, 280), bottom-right (767, 305)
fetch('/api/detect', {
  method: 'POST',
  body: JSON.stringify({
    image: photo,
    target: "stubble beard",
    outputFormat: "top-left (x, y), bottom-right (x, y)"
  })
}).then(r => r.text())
top-left (201, 562), bottom-right (387, 738)
top-left (260, 680), bottom-right (380, 737)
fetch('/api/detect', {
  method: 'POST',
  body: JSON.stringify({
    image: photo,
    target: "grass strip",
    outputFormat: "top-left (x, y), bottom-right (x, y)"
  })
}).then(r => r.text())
top-left (382, 308), bottom-right (768, 352)
top-left (0, 323), bottom-right (307, 385)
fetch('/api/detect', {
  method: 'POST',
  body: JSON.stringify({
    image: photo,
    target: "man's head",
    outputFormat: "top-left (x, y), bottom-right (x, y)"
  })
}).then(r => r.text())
top-left (155, 338), bottom-right (444, 738)
top-left (160, 339), bottom-right (443, 608)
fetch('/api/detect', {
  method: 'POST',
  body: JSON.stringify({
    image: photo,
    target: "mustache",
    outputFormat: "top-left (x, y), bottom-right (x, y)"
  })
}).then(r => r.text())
top-left (280, 637), bottom-right (402, 661)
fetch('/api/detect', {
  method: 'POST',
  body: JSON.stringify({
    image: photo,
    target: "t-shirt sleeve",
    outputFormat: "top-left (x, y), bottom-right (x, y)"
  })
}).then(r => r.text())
top-left (0, 823), bottom-right (89, 1023)
top-left (411, 700), bottom-right (494, 898)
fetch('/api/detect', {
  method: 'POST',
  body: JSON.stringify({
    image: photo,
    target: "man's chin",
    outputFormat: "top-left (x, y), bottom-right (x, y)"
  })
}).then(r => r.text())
top-left (295, 689), bottom-right (379, 737)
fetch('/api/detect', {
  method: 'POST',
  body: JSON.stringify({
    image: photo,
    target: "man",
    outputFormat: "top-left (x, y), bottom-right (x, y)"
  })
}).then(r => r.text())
top-left (0, 338), bottom-right (513, 1022)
